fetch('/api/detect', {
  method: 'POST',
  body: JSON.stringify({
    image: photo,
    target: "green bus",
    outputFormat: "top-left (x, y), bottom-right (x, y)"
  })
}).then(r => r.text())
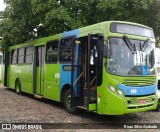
top-left (2, 21), bottom-right (158, 115)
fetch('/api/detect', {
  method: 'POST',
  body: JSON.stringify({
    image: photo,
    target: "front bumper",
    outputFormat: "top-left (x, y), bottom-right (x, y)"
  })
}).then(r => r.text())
top-left (103, 90), bottom-right (158, 115)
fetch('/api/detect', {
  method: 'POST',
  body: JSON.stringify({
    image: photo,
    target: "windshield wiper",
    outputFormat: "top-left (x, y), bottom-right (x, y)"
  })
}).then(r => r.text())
top-left (140, 39), bottom-right (149, 52)
top-left (123, 35), bottom-right (136, 54)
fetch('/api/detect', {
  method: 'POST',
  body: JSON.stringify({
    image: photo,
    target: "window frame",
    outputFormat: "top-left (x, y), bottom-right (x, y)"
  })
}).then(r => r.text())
top-left (59, 36), bottom-right (75, 64)
top-left (24, 46), bottom-right (33, 64)
top-left (17, 47), bottom-right (25, 64)
top-left (11, 46), bottom-right (33, 65)
top-left (11, 49), bottom-right (18, 65)
top-left (46, 40), bottom-right (59, 64)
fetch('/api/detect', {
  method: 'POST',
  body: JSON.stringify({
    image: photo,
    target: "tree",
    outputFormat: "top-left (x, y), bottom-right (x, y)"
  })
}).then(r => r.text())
top-left (0, 0), bottom-right (35, 50)
top-left (1, 0), bottom-right (160, 51)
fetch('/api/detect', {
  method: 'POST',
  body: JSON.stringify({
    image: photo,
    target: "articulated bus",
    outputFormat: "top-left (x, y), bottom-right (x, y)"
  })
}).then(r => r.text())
top-left (2, 21), bottom-right (158, 115)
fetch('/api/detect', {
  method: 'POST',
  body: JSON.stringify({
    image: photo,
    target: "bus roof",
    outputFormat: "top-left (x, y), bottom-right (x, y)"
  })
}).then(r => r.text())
top-left (8, 21), bottom-right (153, 51)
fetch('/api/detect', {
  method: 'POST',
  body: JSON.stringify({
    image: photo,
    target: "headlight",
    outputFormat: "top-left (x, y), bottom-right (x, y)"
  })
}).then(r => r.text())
top-left (109, 85), bottom-right (116, 92)
top-left (109, 85), bottom-right (123, 96)
top-left (117, 90), bottom-right (123, 96)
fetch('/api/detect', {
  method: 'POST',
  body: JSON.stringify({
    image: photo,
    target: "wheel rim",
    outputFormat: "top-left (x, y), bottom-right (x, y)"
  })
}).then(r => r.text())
top-left (66, 95), bottom-right (71, 109)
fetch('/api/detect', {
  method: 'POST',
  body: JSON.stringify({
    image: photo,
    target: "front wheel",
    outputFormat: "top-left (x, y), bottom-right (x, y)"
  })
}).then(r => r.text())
top-left (64, 89), bottom-right (78, 114)
top-left (15, 79), bottom-right (21, 95)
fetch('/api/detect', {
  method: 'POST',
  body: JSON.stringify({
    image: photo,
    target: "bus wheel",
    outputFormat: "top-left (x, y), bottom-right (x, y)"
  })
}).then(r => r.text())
top-left (15, 79), bottom-right (21, 95)
top-left (64, 89), bottom-right (78, 114)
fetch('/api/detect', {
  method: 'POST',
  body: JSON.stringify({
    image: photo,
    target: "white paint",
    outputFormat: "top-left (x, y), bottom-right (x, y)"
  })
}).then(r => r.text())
top-left (55, 73), bottom-right (60, 78)
top-left (130, 89), bottom-right (137, 94)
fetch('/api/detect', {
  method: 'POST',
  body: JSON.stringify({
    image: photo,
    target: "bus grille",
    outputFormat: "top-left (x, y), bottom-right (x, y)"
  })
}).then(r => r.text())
top-left (126, 95), bottom-right (155, 109)
top-left (122, 77), bottom-right (156, 87)
top-left (128, 96), bottom-right (153, 105)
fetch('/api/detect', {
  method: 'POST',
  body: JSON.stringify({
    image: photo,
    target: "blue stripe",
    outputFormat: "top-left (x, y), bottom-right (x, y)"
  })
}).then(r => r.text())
top-left (60, 29), bottom-right (79, 93)
top-left (60, 64), bottom-right (71, 91)
top-left (59, 64), bottom-right (78, 95)
top-left (117, 83), bottom-right (157, 96)
top-left (62, 29), bottom-right (79, 38)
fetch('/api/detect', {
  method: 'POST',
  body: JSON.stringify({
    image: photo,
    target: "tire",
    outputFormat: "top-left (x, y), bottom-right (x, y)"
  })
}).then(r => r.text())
top-left (15, 79), bottom-right (21, 95)
top-left (64, 89), bottom-right (78, 114)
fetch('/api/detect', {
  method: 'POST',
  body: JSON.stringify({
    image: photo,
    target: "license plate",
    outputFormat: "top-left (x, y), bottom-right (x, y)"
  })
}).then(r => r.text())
top-left (138, 99), bottom-right (146, 104)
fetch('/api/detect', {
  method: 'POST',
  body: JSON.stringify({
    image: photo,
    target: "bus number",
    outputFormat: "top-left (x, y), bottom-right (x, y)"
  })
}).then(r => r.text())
top-left (130, 89), bottom-right (137, 94)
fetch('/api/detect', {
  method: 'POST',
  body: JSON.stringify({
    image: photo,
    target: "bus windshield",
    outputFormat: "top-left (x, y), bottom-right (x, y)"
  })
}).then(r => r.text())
top-left (106, 37), bottom-right (156, 76)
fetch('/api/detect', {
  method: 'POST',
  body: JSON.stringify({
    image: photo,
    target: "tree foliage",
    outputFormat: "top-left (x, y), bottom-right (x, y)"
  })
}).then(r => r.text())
top-left (0, 0), bottom-right (160, 50)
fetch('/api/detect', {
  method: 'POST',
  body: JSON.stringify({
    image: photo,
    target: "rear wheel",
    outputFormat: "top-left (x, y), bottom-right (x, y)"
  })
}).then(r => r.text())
top-left (64, 89), bottom-right (78, 114)
top-left (15, 79), bottom-right (21, 95)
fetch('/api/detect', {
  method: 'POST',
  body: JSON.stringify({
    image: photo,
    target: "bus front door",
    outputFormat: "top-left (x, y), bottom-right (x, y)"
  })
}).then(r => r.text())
top-left (33, 46), bottom-right (44, 96)
top-left (70, 34), bottom-right (104, 111)
top-left (85, 34), bottom-right (103, 111)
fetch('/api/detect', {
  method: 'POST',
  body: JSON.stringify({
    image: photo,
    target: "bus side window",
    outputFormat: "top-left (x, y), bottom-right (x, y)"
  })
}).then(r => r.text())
top-left (46, 40), bottom-right (58, 63)
top-left (25, 46), bottom-right (33, 64)
top-left (18, 48), bottom-right (25, 64)
top-left (11, 49), bottom-right (18, 65)
top-left (59, 38), bottom-right (73, 63)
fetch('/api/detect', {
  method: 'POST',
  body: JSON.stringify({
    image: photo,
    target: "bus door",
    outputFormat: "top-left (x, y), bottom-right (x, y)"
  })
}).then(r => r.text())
top-left (33, 46), bottom-right (44, 96)
top-left (85, 34), bottom-right (103, 111)
top-left (4, 52), bottom-right (10, 86)
top-left (71, 39), bottom-right (83, 106)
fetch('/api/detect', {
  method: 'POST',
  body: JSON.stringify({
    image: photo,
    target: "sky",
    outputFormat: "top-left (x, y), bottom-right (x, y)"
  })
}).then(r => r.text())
top-left (0, 0), bottom-right (6, 11)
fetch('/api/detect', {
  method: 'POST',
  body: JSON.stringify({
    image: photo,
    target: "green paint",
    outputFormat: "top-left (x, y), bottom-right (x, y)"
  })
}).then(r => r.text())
top-left (36, 67), bottom-right (41, 94)
top-left (43, 64), bottom-right (60, 101)
top-left (89, 104), bottom-right (96, 111)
